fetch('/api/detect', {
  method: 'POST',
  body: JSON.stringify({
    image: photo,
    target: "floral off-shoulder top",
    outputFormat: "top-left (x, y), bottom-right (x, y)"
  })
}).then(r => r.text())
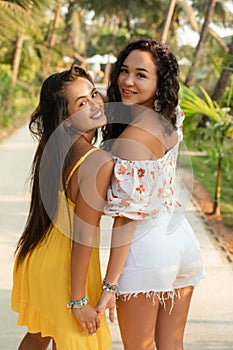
top-left (104, 106), bottom-right (185, 220)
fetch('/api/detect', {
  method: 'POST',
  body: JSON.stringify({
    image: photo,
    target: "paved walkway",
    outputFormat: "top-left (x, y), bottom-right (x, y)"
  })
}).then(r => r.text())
top-left (0, 123), bottom-right (233, 349)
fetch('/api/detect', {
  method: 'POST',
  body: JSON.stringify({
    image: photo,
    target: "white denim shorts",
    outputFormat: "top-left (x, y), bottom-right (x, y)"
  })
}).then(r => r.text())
top-left (117, 209), bottom-right (205, 303)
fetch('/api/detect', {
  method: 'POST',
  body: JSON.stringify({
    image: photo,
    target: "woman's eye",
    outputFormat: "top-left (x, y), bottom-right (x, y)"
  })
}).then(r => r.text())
top-left (92, 91), bottom-right (99, 98)
top-left (79, 101), bottom-right (86, 107)
top-left (120, 68), bottom-right (128, 74)
top-left (137, 73), bottom-right (146, 78)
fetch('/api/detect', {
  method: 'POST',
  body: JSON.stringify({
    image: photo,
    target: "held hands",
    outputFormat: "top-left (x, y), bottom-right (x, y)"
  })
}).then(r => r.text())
top-left (69, 278), bottom-right (118, 336)
top-left (72, 303), bottom-right (100, 335)
top-left (95, 290), bottom-right (116, 323)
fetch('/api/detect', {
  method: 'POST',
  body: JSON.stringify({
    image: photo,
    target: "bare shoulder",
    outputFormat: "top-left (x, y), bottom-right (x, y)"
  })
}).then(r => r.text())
top-left (81, 148), bottom-right (114, 176)
top-left (113, 109), bottom-right (177, 160)
top-left (132, 109), bottom-right (165, 137)
top-left (112, 125), bottom-right (155, 160)
top-left (93, 149), bottom-right (114, 168)
top-left (95, 148), bottom-right (114, 163)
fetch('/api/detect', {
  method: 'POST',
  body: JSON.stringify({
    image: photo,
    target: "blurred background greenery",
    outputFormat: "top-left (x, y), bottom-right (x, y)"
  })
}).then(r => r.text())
top-left (0, 0), bottom-right (232, 226)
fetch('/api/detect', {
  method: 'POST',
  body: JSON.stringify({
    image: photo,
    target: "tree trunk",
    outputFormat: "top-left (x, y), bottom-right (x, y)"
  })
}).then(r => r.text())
top-left (43, 3), bottom-right (62, 76)
top-left (103, 59), bottom-right (111, 84)
top-left (211, 36), bottom-right (233, 101)
top-left (161, 0), bottom-right (177, 42)
top-left (212, 155), bottom-right (222, 215)
top-left (185, 0), bottom-right (217, 87)
top-left (48, 4), bottom-right (61, 48)
top-left (11, 33), bottom-right (24, 85)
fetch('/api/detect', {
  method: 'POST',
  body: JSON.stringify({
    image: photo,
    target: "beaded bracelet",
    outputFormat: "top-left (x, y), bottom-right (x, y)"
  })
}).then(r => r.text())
top-left (67, 296), bottom-right (88, 309)
top-left (102, 278), bottom-right (119, 297)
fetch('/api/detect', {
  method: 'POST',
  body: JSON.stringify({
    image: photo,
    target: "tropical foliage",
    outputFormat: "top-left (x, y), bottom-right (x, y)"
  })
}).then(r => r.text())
top-left (0, 0), bottom-right (233, 223)
top-left (179, 83), bottom-right (233, 215)
top-left (223, 54), bottom-right (233, 73)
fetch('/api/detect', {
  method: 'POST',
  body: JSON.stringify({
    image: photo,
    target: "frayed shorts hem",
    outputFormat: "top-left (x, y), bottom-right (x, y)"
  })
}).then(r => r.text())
top-left (118, 284), bottom-right (197, 314)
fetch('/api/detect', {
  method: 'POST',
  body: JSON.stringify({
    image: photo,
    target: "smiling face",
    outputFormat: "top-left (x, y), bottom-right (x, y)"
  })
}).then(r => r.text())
top-left (117, 49), bottom-right (158, 109)
top-left (65, 76), bottom-right (106, 133)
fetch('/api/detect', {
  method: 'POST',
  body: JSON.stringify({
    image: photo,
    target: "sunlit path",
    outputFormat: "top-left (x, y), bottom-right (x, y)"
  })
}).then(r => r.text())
top-left (0, 123), bottom-right (233, 349)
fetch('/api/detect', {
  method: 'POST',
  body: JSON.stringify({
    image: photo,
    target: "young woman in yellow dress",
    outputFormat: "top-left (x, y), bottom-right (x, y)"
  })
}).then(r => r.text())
top-left (12, 64), bottom-right (115, 350)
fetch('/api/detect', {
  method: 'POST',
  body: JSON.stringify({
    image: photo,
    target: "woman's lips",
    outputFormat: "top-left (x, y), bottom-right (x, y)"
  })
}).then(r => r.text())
top-left (91, 110), bottom-right (102, 119)
top-left (121, 88), bottom-right (137, 97)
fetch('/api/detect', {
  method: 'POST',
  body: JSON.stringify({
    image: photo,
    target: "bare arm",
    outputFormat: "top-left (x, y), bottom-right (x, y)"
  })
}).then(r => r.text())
top-left (104, 216), bottom-right (137, 284)
top-left (95, 216), bottom-right (136, 322)
top-left (70, 152), bottom-right (114, 334)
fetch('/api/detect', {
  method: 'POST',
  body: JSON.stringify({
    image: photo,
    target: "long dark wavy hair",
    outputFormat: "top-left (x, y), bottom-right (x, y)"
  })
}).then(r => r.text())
top-left (16, 64), bottom-right (94, 264)
top-left (102, 38), bottom-right (180, 149)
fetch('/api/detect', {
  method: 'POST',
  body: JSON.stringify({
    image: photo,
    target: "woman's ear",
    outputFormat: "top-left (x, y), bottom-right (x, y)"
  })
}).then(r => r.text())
top-left (63, 119), bottom-right (72, 127)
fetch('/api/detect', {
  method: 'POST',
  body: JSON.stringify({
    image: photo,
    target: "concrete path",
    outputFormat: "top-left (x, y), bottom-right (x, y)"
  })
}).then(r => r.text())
top-left (0, 123), bottom-right (233, 349)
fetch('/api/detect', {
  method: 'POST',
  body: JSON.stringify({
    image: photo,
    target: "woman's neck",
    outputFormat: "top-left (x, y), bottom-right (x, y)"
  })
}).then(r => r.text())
top-left (80, 133), bottom-right (92, 144)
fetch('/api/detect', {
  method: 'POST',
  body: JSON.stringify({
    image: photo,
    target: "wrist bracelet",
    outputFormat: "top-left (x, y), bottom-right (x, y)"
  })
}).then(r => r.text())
top-left (67, 296), bottom-right (88, 309)
top-left (102, 278), bottom-right (119, 297)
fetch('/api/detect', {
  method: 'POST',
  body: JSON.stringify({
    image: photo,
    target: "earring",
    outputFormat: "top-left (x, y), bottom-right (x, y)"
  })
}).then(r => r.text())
top-left (154, 99), bottom-right (161, 112)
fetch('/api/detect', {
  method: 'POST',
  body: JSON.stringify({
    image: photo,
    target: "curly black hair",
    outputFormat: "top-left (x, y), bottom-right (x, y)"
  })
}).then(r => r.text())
top-left (102, 38), bottom-right (180, 147)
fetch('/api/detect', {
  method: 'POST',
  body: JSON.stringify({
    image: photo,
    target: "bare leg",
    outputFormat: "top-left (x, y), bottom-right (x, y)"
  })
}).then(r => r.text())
top-left (18, 332), bottom-right (51, 350)
top-left (52, 340), bottom-right (57, 350)
top-left (155, 286), bottom-right (193, 350)
top-left (117, 293), bottom-right (160, 350)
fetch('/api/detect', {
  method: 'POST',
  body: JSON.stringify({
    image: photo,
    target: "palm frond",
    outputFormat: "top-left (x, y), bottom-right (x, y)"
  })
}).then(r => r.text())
top-left (179, 84), bottom-right (218, 121)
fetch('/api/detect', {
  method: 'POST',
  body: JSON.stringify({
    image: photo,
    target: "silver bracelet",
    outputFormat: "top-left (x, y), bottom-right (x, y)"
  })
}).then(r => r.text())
top-left (102, 278), bottom-right (119, 297)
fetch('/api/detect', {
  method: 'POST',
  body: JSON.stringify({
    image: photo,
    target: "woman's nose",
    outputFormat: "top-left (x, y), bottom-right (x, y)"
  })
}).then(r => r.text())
top-left (123, 74), bottom-right (135, 86)
top-left (89, 98), bottom-right (99, 110)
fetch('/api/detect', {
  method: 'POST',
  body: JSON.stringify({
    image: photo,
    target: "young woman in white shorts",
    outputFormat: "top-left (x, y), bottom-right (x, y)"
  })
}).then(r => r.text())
top-left (96, 38), bottom-right (205, 350)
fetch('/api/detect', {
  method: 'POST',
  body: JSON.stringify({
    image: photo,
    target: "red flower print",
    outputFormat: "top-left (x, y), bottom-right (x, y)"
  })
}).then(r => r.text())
top-left (119, 199), bottom-right (130, 207)
top-left (137, 168), bottom-right (145, 178)
top-left (118, 165), bottom-right (126, 175)
top-left (136, 185), bottom-right (145, 194)
top-left (137, 212), bottom-right (149, 218)
top-left (157, 188), bottom-right (163, 197)
top-left (150, 171), bottom-right (155, 179)
top-left (151, 209), bottom-right (159, 215)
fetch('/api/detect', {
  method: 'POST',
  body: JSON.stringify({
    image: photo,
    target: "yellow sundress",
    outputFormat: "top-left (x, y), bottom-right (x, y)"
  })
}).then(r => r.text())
top-left (12, 148), bottom-right (112, 350)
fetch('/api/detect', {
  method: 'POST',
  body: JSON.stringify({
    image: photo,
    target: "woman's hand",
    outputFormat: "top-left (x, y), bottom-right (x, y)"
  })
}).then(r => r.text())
top-left (73, 303), bottom-right (100, 335)
top-left (95, 291), bottom-right (116, 323)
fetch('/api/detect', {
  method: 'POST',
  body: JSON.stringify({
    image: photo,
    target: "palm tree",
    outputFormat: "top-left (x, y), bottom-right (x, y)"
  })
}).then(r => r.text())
top-left (223, 53), bottom-right (233, 73)
top-left (47, 2), bottom-right (63, 49)
top-left (11, 33), bottom-right (25, 85)
top-left (0, 1), bottom-right (31, 84)
top-left (185, 0), bottom-right (217, 87)
top-left (161, 0), bottom-right (177, 42)
top-left (179, 83), bottom-right (233, 215)
top-left (212, 36), bottom-right (233, 101)
top-left (0, 0), bottom-right (56, 84)
top-left (64, 1), bottom-right (87, 61)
